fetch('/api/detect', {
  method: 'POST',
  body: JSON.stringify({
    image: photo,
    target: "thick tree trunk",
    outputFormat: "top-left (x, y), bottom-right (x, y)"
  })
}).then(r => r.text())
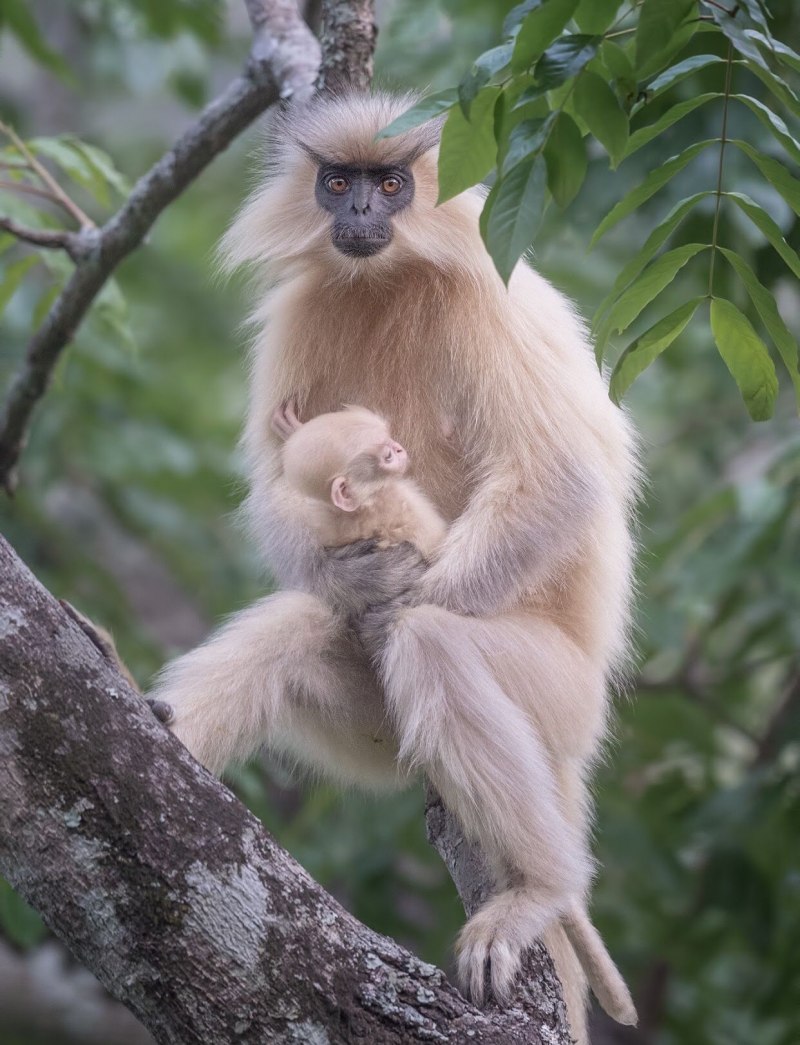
top-left (0, 536), bottom-right (571, 1044)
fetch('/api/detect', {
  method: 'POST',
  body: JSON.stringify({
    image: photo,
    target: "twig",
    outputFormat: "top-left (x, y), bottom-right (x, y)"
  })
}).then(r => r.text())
top-left (0, 179), bottom-right (73, 209)
top-left (0, 0), bottom-right (321, 494)
top-left (0, 216), bottom-right (84, 260)
top-left (707, 40), bottom-right (734, 297)
top-left (0, 120), bottom-right (95, 229)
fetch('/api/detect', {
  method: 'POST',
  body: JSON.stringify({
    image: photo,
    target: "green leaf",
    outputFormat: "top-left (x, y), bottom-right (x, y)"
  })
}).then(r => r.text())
top-left (574, 71), bottom-right (629, 166)
top-left (376, 90), bottom-right (458, 139)
top-left (730, 140), bottom-right (800, 219)
top-left (32, 281), bottom-right (62, 327)
top-left (68, 140), bottom-right (130, 200)
top-left (635, 0), bottom-right (694, 75)
top-left (544, 112), bottom-right (586, 208)
top-left (95, 277), bottom-right (136, 354)
top-left (733, 95), bottom-right (800, 167)
top-left (710, 297), bottom-right (778, 420)
top-left (594, 192), bottom-right (713, 332)
top-left (708, 5), bottom-right (770, 70)
top-left (503, 0), bottom-right (542, 39)
top-left (599, 243), bottom-right (706, 348)
top-left (575, 0), bottom-right (620, 34)
top-left (1, 0), bottom-right (70, 77)
top-left (726, 191), bottom-right (800, 280)
top-left (609, 297), bottom-right (701, 403)
top-left (591, 139), bottom-right (715, 246)
top-left (532, 34), bottom-right (599, 92)
top-left (481, 154), bottom-right (547, 284)
top-left (601, 40), bottom-right (636, 84)
top-left (720, 247), bottom-right (800, 409)
top-left (512, 0), bottom-right (580, 72)
top-left (501, 115), bottom-right (553, 175)
top-left (29, 136), bottom-right (102, 203)
top-left (746, 62), bottom-right (800, 123)
top-left (437, 88), bottom-right (500, 203)
top-left (645, 54), bottom-right (725, 98)
top-left (0, 254), bottom-right (38, 312)
top-left (746, 30), bottom-right (800, 74)
top-left (625, 94), bottom-right (719, 158)
top-left (0, 879), bottom-right (47, 949)
top-left (460, 44), bottom-right (514, 115)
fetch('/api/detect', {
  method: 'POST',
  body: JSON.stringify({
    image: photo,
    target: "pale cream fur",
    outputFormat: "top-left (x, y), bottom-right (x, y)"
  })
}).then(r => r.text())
top-left (280, 406), bottom-right (448, 557)
top-left (149, 92), bottom-right (640, 1039)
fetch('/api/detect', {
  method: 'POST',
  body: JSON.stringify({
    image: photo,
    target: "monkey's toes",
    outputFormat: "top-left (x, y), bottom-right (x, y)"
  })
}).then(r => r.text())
top-left (456, 911), bottom-right (523, 1007)
top-left (146, 698), bottom-right (174, 725)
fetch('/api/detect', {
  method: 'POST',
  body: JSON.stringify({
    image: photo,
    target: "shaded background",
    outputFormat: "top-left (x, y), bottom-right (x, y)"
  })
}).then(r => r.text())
top-left (0, 2), bottom-right (798, 1043)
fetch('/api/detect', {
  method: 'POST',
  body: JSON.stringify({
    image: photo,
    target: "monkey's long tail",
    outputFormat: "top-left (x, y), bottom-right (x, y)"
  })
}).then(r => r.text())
top-left (562, 903), bottom-right (638, 1026)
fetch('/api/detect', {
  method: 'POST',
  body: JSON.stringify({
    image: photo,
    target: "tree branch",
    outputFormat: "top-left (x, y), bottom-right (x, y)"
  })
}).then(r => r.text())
top-left (0, 217), bottom-right (85, 260)
top-left (0, 0), bottom-right (321, 495)
top-left (317, 0), bottom-right (378, 91)
top-left (0, 534), bottom-right (570, 1044)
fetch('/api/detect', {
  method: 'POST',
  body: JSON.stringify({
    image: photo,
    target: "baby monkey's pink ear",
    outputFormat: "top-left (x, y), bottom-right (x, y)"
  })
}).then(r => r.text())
top-left (331, 476), bottom-right (358, 512)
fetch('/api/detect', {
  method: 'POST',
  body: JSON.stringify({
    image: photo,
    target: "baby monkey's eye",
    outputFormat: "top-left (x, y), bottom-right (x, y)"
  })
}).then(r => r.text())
top-left (325, 175), bottom-right (349, 194)
top-left (380, 176), bottom-right (403, 195)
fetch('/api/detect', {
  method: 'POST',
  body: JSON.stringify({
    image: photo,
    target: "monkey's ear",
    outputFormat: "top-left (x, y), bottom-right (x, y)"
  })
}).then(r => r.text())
top-left (331, 476), bottom-right (358, 512)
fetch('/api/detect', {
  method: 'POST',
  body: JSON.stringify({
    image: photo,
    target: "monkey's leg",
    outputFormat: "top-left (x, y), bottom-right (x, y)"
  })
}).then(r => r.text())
top-left (375, 603), bottom-right (594, 1006)
top-left (148, 591), bottom-right (399, 787)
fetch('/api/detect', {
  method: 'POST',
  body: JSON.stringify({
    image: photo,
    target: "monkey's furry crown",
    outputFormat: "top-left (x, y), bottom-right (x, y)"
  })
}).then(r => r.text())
top-left (268, 91), bottom-right (441, 169)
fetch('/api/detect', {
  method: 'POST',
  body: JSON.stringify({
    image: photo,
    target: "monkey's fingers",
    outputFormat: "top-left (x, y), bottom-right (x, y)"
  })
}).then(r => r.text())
top-left (146, 698), bottom-right (174, 726)
top-left (270, 400), bottom-right (303, 440)
top-left (283, 400), bottom-right (302, 431)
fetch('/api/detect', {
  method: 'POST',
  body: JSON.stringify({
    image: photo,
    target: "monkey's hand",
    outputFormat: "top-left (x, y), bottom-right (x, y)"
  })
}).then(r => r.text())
top-left (315, 540), bottom-right (427, 617)
top-left (353, 584), bottom-right (424, 664)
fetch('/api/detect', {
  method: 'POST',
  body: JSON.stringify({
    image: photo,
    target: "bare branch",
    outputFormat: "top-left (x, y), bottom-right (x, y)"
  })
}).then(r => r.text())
top-left (0, 178), bottom-right (73, 209)
top-left (0, 0), bottom-right (321, 494)
top-left (0, 120), bottom-right (95, 229)
top-left (0, 216), bottom-right (84, 260)
top-left (0, 534), bottom-right (571, 1044)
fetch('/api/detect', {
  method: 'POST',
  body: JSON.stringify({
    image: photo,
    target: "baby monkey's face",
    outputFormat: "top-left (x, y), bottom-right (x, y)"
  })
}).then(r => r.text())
top-left (374, 436), bottom-right (408, 476)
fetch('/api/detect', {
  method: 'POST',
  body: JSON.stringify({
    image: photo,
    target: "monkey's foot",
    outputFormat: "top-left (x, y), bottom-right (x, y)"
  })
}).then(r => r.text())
top-left (146, 698), bottom-right (174, 725)
top-left (456, 888), bottom-right (556, 1006)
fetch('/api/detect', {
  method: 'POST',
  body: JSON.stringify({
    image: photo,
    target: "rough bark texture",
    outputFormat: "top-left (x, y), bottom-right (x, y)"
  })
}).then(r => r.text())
top-left (317, 0), bottom-right (377, 92)
top-left (0, 536), bottom-right (572, 1044)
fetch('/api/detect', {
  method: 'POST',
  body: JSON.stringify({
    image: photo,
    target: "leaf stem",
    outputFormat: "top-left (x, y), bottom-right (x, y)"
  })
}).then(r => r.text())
top-left (708, 40), bottom-right (734, 297)
top-left (0, 121), bottom-right (95, 229)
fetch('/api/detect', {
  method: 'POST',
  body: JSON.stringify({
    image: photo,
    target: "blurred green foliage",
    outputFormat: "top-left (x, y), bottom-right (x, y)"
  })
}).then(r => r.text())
top-left (0, 2), bottom-right (799, 1044)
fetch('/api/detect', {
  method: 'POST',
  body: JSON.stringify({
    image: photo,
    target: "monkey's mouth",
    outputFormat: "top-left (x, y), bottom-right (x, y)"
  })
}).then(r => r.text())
top-left (332, 226), bottom-right (392, 258)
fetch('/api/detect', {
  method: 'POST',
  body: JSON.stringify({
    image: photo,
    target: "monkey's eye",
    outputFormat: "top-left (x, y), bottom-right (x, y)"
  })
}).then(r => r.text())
top-left (380, 176), bottom-right (403, 195)
top-left (325, 175), bottom-right (349, 194)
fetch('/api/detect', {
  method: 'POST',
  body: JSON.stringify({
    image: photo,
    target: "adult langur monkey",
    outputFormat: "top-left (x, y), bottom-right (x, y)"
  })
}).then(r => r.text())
top-left (149, 93), bottom-right (639, 1040)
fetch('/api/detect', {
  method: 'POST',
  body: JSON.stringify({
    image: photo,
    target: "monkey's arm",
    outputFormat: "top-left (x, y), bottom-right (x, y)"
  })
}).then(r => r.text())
top-left (421, 452), bottom-right (599, 617)
top-left (314, 540), bottom-right (427, 614)
top-left (250, 473), bottom-right (427, 607)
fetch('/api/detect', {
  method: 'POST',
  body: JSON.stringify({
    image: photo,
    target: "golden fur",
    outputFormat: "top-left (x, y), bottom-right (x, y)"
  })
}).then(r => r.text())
top-left (151, 92), bottom-right (640, 1039)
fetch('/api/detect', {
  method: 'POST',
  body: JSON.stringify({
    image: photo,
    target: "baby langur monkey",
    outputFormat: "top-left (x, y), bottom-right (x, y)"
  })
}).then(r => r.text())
top-left (271, 402), bottom-right (637, 1027)
top-left (273, 402), bottom-right (446, 559)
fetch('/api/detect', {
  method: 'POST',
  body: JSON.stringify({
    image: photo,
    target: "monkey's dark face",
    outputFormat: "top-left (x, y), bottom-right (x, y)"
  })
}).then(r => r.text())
top-left (315, 164), bottom-right (415, 258)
